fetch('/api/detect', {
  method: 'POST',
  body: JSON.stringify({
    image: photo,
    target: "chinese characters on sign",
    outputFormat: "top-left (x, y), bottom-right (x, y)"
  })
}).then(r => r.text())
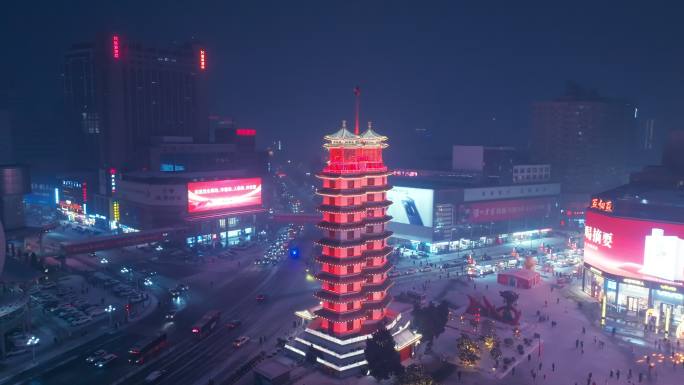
top-left (590, 198), bottom-right (613, 213)
top-left (584, 225), bottom-right (613, 248)
top-left (392, 170), bottom-right (419, 177)
top-left (190, 184), bottom-right (258, 196)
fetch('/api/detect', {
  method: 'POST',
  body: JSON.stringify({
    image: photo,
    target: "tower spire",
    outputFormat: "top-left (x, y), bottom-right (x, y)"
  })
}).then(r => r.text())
top-left (353, 86), bottom-right (361, 135)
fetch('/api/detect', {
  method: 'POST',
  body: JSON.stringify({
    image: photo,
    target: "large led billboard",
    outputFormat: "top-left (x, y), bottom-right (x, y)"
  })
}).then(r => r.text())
top-left (387, 186), bottom-right (434, 227)
top-left (187, 178), bottom-right (262, 213)
top-left (584, 210), bottom-right (684, 286)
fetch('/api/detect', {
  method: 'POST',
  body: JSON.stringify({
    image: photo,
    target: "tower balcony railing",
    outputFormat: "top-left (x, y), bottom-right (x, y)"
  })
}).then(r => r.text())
top-left (322, 162), bottom-right (387, 174)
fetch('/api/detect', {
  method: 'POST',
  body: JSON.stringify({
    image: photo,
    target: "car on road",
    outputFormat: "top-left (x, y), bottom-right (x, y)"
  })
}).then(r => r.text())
top-left (226, 319), bottom-right (242, 329)
top-left (233, 336), bottom-right (250, 348)
top-left (419, 266), bottom-right (432, 273)
top-left (165, 311), bottom-right (176, 320)
top-left (256, 294), bottom-right (267, 302)
top-left (176, 283), bottom-right (190, 292)
top-left (94, 353), bottom-right (118, 368)
top-left (145, 369), bottom-right (166, 383)
top-left (85, 349), bottom-right (107, 363)
top-left (169, 289), bottom-right (180, 297)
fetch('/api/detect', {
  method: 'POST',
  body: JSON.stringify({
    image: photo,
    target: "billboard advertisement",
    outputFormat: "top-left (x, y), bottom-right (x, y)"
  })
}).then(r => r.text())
top-left (584, 210), bottom-right (684, 286)
top-left (187, 178), bottom-right (262, 213)
top-left (387, 186), bottom-right (434, 227)
top-left (458, 197), bottom-right (554, 223)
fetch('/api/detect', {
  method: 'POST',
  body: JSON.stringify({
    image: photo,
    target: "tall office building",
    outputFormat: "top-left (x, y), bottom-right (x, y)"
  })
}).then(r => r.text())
top-left (63, 33), bottom-right (209, 171)
top-left (531, 84), bottom-right (637, 195)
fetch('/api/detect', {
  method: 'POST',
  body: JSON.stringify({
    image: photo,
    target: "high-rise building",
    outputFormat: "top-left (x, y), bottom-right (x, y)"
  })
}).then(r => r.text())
top-left (286, 121), bottom-right (419, 376)
top-left (530, 84), bottom-right (637, 195)
top-left (63, 34), bottom-right (209, 171)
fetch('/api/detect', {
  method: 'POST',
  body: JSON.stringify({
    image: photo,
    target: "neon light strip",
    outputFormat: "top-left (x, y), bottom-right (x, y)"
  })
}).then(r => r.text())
top-left (284, 344), bottom-right (305, 356)
top-left (316, 357), bottom-right (368, 372)
top-left (294, 338), bottom-right (365, 359)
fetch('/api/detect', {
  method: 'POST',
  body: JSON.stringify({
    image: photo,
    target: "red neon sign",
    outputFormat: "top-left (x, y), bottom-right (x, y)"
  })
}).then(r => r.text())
top-left (236, 128), bottom-right (256, 136)
top-left (187, 178), bottom-right (262, 213)
top-left (112, 35), bottom-right (120, 59)
top-left (199, 49), bottom-right (206, 70)
top-left (82, 182), bottom-right (88, 203)
top-left (590, 198), bottom-right (613, 213)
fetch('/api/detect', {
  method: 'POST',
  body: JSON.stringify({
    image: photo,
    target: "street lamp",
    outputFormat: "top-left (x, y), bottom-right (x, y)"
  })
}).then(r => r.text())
top-left (27, 335), bottom-right (40, 363)
top-left (105, 305), bottom-right (116, 328)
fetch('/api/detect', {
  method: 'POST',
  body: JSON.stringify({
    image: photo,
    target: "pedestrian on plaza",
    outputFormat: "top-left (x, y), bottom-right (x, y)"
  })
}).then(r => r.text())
top-left (616, 369), bottom-right (620, 379)
top-left (576, 339), bottom-right (580, 349)
top-left (581, 340), bottom-right (584, 349)
top-left (582, 326), bottom-right (586, 334)
top-left (610, 369), bottom-right (613, 378)
top-left (457, 370), bottom-right (462, 381)
top-left (594, 336), bottom-right (597, 344)
top-left (528, 353), bottom-right (532, 361)
top-left (539, 362), bottom-right (543, 371)
top-left (552, 362), bottom-right (555, 372)
top-left (557, 297), bottom-right (560, 304)
top-left (628, 369), bottom-right (632, 379)
top-left (638, 372), bottom-right (643, 383)
top-left (474, 283), bottom-right (477, 290)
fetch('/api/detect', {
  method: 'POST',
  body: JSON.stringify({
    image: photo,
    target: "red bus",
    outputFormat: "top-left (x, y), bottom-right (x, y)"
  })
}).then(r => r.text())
top-left (191, 310), bottom-right (221, 339)
top-left (128, 333), bottom-right (167, 364)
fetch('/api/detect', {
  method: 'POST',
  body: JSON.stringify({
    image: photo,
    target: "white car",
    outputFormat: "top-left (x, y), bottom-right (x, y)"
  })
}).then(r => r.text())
top-left (85, 349), bottom-right (107, 363)
top-left (94, 353), bottom-right (117, 368)
top-left (233, 336), bottom-right (250, 348)
top-left (145, 370), bottom-right (166, 383)
top-left (71, 317), bottom-right (92, 326)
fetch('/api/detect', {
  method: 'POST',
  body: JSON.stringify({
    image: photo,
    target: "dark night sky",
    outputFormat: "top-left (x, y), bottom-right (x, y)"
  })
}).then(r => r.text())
top-left (2, 1), bottom-right (684, 165)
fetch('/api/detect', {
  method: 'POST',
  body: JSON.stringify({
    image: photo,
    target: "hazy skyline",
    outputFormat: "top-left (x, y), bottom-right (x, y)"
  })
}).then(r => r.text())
top-left (2, 1), bottom-right (683, 162)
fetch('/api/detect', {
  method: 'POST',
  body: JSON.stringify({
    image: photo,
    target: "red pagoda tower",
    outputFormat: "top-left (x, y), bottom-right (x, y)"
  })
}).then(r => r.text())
top-left (286, 119), bottom-right (420, 376)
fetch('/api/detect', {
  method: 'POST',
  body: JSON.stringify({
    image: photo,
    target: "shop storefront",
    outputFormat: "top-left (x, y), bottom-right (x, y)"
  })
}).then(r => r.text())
top-left (582, 264), bottom-right (684, 335)
top-left (185, 226), bottom-right (254, 247)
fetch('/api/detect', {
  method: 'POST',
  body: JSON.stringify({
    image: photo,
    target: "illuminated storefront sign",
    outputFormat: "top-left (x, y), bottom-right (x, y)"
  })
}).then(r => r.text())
top-left (110, 168), bottom-right (117, 194)
top-left (392, 170), bottom-right (419, 177)
top-left (199, 49), bottom-right (206, 70)
top-left (236, 128), bottom-right (256, 136)
top-left (660, 285), bottom-right (678, 292)
top-left (622, 278), bottom-right (644, 287)
top-left (187, 178), bottom-right (262, 213)
top-left (458, 197), bottom-right (554, 224)
top-left (584, 210), bottom-right (684, 286)
top-left (112, 35), bottom-right (120, 59)
top-left (112, 201), bottom-right (120, 222)
top-left (590, 198), bottom-right (613, 213)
